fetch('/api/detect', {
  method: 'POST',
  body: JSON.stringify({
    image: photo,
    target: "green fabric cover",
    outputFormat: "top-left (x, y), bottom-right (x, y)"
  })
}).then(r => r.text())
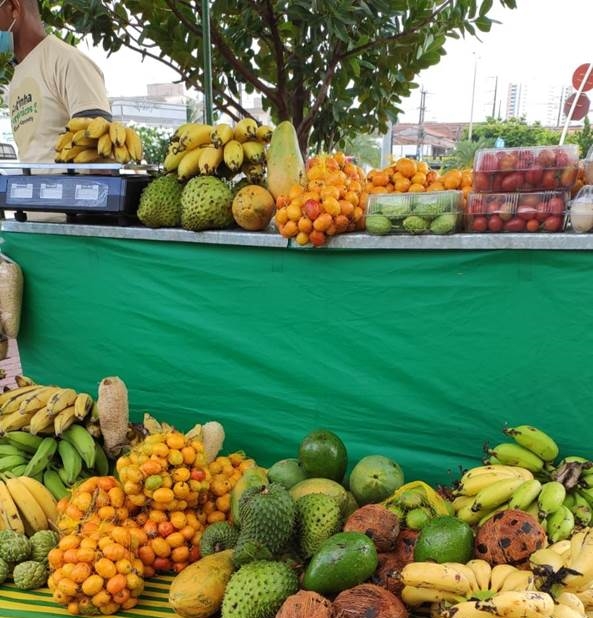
top-left (1, 232), bottom-right (589, 486)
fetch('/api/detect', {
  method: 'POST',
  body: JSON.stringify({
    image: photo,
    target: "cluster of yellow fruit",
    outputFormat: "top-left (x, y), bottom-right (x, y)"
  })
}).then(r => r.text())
top-left (275, 153), bottom-right (368, 247)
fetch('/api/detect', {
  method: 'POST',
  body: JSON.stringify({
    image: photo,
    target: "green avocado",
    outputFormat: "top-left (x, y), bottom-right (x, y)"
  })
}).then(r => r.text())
top-left (302, 531), bottom-right (378, 595)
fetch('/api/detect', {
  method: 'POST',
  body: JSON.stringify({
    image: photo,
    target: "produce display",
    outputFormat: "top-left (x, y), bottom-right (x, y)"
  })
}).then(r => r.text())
top-left (570, 185), bottom-right (593, 233)
top-left (3, 371), bottom-right (593, 618)
top-left (466, 190), bottom-right (568, 233)
top-left (54, 117), bottom-right (144, 165)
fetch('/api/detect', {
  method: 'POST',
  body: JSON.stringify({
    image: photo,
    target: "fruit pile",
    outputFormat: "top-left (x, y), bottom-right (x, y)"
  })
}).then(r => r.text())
top-left (54, 117), bottom-right (143, 164)
top-left (274, 152), bottom-right (367, 246)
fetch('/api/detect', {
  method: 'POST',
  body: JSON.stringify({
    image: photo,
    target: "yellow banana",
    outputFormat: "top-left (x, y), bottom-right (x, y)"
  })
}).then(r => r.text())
top-left (0, 410), bottom-right (36, 433)
top-left (164, 148), bottom-right (187, 173)
top-left (565, 530), bottom-right (593, 590)
top-left (65, 116), bottom-right (92, 132)
top-left (485, 590), bottom-right (555, 618)
top-left (177, 147), bottom-right (207, 182)
top-left (400, 585), bottom-right (466, 607)
top-left (499, 569), bottom-right (535, 592)
top-left (223, 139), bottom-right (244, 171)
top-left (556, 592), bottom-right (586, 614)
top-left (14, 476), bottom-right (57, 526)
top-left (61, 145), bottom-right (88, 162)
top-left (0, 479), bottom-right (24, 533)
top-left (255, 124), bottom-right (273, 143)
top-left (467, 559), bottom-right (492, 592)
top-left (28, 407), bottom-right (55, 435)
top-left (54, 131), bottom-right (73, 152)
top-left (97, 132), bottom-right (113, 158)
top-left (73, 393), bottom-right (93, 421)
top-left (459, 465), bottom-right (535, 483)
top-left (114, 144), bottom-right (131, 164)
top-left (125, 127), bottom-right (143, 162)
top-left (242, 162), bottom-right (266, 183)
top-left (490, 565), bottom-right (521, 593)
top-left (233, 117), bottom-right (258, 143)
top-left (472, 477), bottom-right (526, 512)
top-left (198, 146), bottom-right (223, 175)
top-left (53, 405), bottom-right (77, 437)
top-left (447, 562), bottom-right (480, 593)
top-left (241, 140), bottom-right (266, 164)
top-left (441, 601), bottom-right (498, 618)
top-left (72, 129), bottom-right (97, 147)
top-left (73, 148), bottom-right (100, 164)
top-left (14, 376), bottom-right (36, 388)
top-left (1, 385), bottom-right (46, 414)
top-left (570, 529), bottom-right (588, 560)
top-left (171, 122), bottom-right (193, 141)
top-left (452, 494), bottom-right (475, 512)
top-left (457, 471), bottom-right (530, 497)
top-left (400, 562), bottom-right (473, 595)
top-left (18, 386), bottom-right (62, 415)
top-left (456, 501), bottom-right (489, 525)
top-left (109, 121), bottom-right (127, 146)
top-left (46, 388), bottom-right (77, 417)
top-left (210, 123), bottom-right (234, 148)
top-left (5, 477), bottom-right (48, 534)
top-left (85, 116), bottom-right (110, 139)
top-left (549, 539), bottom-right (573, 560)
top-left (178, 123), bottom-right (213, 152)
top-left (530, 547), bottom-right (568, 574)
top-left (552, 604), bottom-right (586, 618)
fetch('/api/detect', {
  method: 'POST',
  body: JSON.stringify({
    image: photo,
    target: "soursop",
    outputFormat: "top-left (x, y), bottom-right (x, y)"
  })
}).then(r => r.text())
top-left (295, 493), bottom-right (342, 558)
top-left (0, 532), bottom-right (30, 563)
top-left (221, 560), bottom-right (298, 618)
top-left (13, 560), bottom-right (48, 590)
top-left (180, 176), bottom-right (233, 231)
top-left (0, 557), bottom-right (9, 584)
top-left (233, 483), bottom-right (295, 567)
top-left (29, 530), bottom-right (59, 562)
top-left (200, 521), bottom-right (239, 556)
top-left (137, 174), bottom-right (183, 228)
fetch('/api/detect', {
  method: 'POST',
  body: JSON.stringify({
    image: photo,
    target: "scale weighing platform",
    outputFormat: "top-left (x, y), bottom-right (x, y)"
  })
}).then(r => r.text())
top-left (0, 162), bottom-right (154, 225)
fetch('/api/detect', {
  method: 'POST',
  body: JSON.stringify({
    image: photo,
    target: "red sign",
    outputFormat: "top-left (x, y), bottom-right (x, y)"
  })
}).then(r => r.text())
top-left (564, 92), bottom-right (591, 121)
top-left (572, 63), bottom-right (593, 92)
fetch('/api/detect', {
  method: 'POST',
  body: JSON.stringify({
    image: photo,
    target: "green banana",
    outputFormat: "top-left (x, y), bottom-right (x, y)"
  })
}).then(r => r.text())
top-left (57, 439), bottom-right (83, 485)
top-left (472, 477), bottom-right (526, 512)
top-left (0, 444), bottom-right (28, 457)
top-left (486, 443), bottom-right (545, 473)
top-left (580, 473), bottom-right (593, 489)
top-left (93, 441), bottom-right (110, 476)
top-left (546, 505), bottom-right (575, 543)
top-left (508, 479), bottom-right (542, 510)
top-left (503, 425), bottom-right (559, 463)
top-left (5, 431), bottom-right (43, 454)
top-left (577, 486), bottom-right (593, 509)
top-left (57, 466), bottom-right (73, 487)
top-left (572, 491), bottom-right (593, 526)
top-left (61, 425), bottom-right (96, 469)
top-left (0, 454), bottom-right (28, 472)
top-left (24, 436), bottom-right (58, 477)
top-left (538, 481), bottom-right (567, 519)
top-left (10, 464), bottom-right (27, 476)
top-left (43, 469), bottom-right (69, 500)
top-left (405, 506), bottom-right (433, 530)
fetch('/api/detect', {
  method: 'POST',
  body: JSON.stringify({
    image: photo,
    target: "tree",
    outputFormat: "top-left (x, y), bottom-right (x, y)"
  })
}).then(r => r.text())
top-left (135, 126), bottom-right (173, 164)
top-left (342, 134), bottom-right (382, 170)
top-left (36, 0), bottom-right (517, 153)
top-left (567, 116), bottom-right (593, 158)
top-left (467, 117), bottom-right (561, 147)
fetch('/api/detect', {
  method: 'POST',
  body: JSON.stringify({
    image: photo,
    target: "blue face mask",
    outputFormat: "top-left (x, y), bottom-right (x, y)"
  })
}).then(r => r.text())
top-left (0, 1), bottom-right (15, 59)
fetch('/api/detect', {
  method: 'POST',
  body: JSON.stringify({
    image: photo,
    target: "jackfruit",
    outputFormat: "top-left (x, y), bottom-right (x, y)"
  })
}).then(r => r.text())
top-left (180, 176), bottom-right (233, 231)
top-left (295, 493), bottom-right (342, 558)
top-left (199, 521), bottom-right (239, 556)
top-left (221, 560), bottom-right (299, 618)
top-left (137, 174), bottom-right (183, 228)
top-left (234, 483), bottom-right (295, 566)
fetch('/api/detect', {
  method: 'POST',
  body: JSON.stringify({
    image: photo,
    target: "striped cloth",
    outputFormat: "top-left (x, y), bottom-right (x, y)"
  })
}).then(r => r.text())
top-left (0, 576), bottom-right (176, 617)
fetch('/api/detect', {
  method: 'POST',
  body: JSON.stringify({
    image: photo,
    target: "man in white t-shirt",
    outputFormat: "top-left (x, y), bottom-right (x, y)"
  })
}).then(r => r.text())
top-left (1, 0), bottom-right (111, 163)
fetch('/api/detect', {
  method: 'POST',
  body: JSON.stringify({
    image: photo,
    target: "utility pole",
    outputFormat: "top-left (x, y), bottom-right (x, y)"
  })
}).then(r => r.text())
top-left (491, 76), bottom-right (498, 118)
top-left (556, 86), bottom-right (567, 128)
top-left (468, 54), bottom-right (478, 139)
top-left (416, 88), bottom-right (427, 160)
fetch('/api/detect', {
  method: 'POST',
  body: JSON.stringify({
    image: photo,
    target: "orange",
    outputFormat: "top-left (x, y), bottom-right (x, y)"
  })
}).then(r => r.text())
top-left (417, 161), bottom-right (429, 174)
top-left (408, 183), bottom-right (426, 193)
top-left (411, 172), bottom-right (427, 186)
top-left (394, 157), bottom-right (418, 179)
top-left (394, 177), bottom-right (411, 193)
top-left (443, 169), bottom-right (462, 190)
top-left (371, 171), bottom-right (390, 187)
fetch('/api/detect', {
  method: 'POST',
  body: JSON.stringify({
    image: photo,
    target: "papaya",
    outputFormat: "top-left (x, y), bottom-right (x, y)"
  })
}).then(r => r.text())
top-left (265, 121), bottom-right (306, 200)
top-left (168, 549), bottom-right (235, 618)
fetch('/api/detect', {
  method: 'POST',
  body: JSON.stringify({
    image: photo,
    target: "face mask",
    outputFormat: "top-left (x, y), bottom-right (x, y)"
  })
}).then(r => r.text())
top-left (0, 2), bottom-right (15, 58)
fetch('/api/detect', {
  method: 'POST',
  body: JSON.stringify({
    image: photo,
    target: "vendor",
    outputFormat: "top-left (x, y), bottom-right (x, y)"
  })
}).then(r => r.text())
top-left (1, 0), bottom-right (112, 163)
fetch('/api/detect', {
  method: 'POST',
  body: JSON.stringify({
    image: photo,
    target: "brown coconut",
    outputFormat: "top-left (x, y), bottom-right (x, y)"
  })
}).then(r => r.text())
top-left (343, 504), bottom-right (400, 552)
top-left (373, 552), bottom-right (406, 595)
top-left (392, 528), bottom-right (419, 564)
top-left (276, 590), bottom-right (334, 618)
top-left (333, 583), bottom-right (408, 618)
top-left (474, 509), bottom-right (547, 567)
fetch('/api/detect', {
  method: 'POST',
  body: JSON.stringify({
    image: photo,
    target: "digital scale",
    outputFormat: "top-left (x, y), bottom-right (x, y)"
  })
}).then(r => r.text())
top-left (0, 162), bottom-right (155, 225)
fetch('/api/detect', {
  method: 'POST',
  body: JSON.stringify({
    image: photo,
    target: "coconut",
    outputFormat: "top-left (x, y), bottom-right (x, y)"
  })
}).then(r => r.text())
top-left (343, 504), bottom-right (400, 552)
top-left (372, 552), bottom-right (405, 595)
top-left (333, 583), bottom-right (408, 618)
top-left (276, 590), bottom-right (334, 618)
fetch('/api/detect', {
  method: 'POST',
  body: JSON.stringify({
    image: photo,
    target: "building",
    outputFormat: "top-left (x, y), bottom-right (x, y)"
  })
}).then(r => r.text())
top-left (505, 83), bottom-right (526, 119)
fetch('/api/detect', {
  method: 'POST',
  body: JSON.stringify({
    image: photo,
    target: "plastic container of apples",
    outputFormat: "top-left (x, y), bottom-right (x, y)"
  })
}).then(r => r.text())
top-left (472, 145), bottom-right (579, 193)
top-left (465, 190), bottom-right (569, 233)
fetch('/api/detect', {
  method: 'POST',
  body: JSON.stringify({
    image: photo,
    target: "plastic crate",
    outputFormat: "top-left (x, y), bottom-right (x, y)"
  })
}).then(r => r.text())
top-left (465, 190), bottom-right (569, 233)
top-left (472, 145), bottom-right (579, 193)
top-left (365, 190), bottom-right (463, 235)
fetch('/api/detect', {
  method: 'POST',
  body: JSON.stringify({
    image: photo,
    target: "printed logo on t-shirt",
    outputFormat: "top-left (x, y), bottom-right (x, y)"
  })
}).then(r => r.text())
top-left (9, 77), bottom-right (40, 150)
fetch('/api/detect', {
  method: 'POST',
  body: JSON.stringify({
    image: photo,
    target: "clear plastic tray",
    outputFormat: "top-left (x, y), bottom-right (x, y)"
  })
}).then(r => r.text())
top-left (584, 145), bottom-right (593, 185)
top-left (365, 190), bottom-right (462, 235)
top-left (473, 145), bottom-right (579, 193)
top-left (465, 190), bottom-right (569, 233)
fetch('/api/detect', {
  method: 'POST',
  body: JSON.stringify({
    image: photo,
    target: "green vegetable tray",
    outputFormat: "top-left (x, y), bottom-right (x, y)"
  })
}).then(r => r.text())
top-left (365, 190), bottom-right (463, 235)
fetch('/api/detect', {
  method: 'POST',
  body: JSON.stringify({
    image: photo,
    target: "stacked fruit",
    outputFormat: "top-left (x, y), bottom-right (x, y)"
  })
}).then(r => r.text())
top-left (0, 475), bottom-right (58, 535)
top-left (54, 117), bottom-right (143, 164)
top-left (163, 119), bottom-right (273, 183)
top-left (274, 152), bottom-right (367, 246)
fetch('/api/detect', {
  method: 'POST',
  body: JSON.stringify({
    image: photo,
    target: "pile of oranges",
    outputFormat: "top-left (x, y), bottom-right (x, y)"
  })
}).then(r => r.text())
top-left (365, 157), bottom-right (473, 206)
top-left (275, 152), bottom-right (368, 247)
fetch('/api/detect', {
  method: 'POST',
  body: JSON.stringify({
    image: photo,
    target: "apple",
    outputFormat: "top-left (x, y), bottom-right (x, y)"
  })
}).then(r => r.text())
top-left (486, 200), bottom-right (502, 216)
top-left (560, 167), bottom-right (578, 188)
top-left (492, 175), bottom-right (504, 192)
top-left (547, 196), bottom-right (565, 216)
top-left (520, 194), bottom-right (540, 208)
top-left (517, 205), bottom-right (537, 221)
top-left (468, 197), bottom-right (484, 215)
top-left (501, 172), bottom-right (524, 192)
top-left (541, 170), bottom-right (558, 190)
top-left (499, 153), bottom-right (518, 171)
top-left (471, 216), bottom-right (488, 232)
top-left (520, 150), bottom-right (535, 169)
top-left (543, 215), bottom-right (563, 232)
top-left (488, 215), bottom-right (504, 233)
top-left (554, 148), bottom-right (571, 167)
top-left (526, 219), bottom-right (540, 232)
top-left (537, 149), bottom-right (556, 168)
top-left (473, 172), bottom-right (491, 192)
top-left (504, 217), bottom-right (526, 232)
top-left (525, 165), bottom-right (544, 186)
top-left (535, 201), bottom-right (549, 222)
top-left (478, 153), bottom-right (499, 172)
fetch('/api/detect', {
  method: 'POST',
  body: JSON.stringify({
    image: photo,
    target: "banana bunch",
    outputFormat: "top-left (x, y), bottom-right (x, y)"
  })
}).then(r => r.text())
top-left (382, 480), bottom-right (451, 530)
top-left (0, 475), bottom-right (58, 535)
top-left (401, 559), bottom-right (544, 612)
top-left (54, 116), bottom-right (143, 164)
top-left (163, 118), bottom-right (272, 183)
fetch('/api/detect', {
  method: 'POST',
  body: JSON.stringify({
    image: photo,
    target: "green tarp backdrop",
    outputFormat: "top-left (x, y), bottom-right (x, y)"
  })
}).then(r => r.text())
top-left (1, 232), bottom-right (589, 486)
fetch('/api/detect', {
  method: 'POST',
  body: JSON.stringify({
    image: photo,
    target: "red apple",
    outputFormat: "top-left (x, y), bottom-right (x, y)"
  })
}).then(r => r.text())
top-left (554, 148), bottom-right (571, 167)
top-left (541, 170), bottom-right (558, 190)
top-left (473, 172), bottom-right (491, 192)
top-left (471, 216), bottom-right (488, 232)
top-left (543, 215), bottom-right (562, 232)
top-left (525, 165), bottom-right (544, 186)
top-left (501, 172), bottom-right (523, 192)
top-left (488, 215), bottom-right (504, 232)
top-left (517, 204), bottom-right (537, 221)
top-left (537, 149), bottom-right (556, 168)
top-left (504, 217), bottom-right (526, 232)
top-left (547, 196), bottom-right (565, 216)
top-left (560, 167), bottom-right (578, 188)
top-left (499, 153), bottom-right (518, 171)
top-left (478, 153), bottom-right (499, 172)
top-left (535, 201), bottom-right (549, 222)
top-left (526, 219), bottom-right (540, 232)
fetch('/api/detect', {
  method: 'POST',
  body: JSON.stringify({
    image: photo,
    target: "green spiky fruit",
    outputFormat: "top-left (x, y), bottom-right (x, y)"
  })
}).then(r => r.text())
top-left (221, 560), bottom-right (299, 618)
top-left (29, 530), bottom-right (59, 562)
top-left (295, 493), bottom-right (342, 558)
top-left (234, 483), bottom-right (295, 566)
top-left (12, 560), bottom-right (48, 590)
top-left (180, 176), bottom-right (233, 231)
top-left (0, 533), bottom-right (30, 563)
top-left (0, 557), bottom-right (9, 584)
top-left (199, 521), bottom-right (239, 556)
top-left (137, 174), bottom-right (184, 228)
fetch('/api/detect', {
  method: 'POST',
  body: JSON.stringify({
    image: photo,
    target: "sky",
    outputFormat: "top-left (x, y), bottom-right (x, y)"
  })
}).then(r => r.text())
top-left (82, 0), bottom-right (593, 127)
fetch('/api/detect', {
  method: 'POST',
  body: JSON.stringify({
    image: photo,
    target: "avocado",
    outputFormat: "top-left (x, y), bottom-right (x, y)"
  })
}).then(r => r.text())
top-left (302, 531), bottom-right (378, 595)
